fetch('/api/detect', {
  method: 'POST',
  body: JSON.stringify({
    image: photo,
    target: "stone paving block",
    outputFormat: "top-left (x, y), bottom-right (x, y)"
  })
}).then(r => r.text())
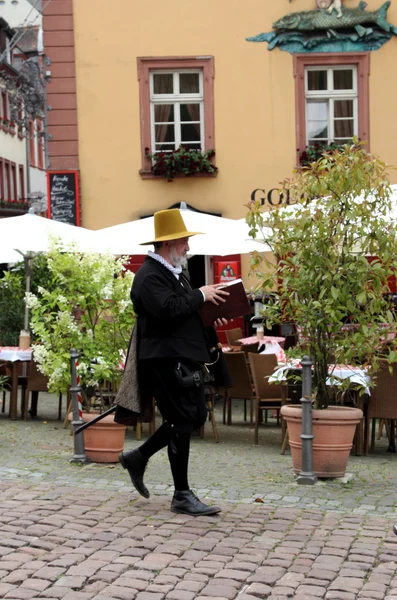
top-left (214, 570), bottom-right (249, 582)
top-left (39, 587), bottom-right (75, 598)
top-left (165, 591), bottom-right (196, 600)
top-left (53, 577), bottom-right (87, 589)
top-left (67, 562), bottom-right (107, 578)
top-left (153, 576), bottom-right (180, 586)
top-left (135, 593), bottom-right (165, 600)
top-left (200, 584), bottom-right (240, 599)
top-left (33, 566), bottom-right (67, 581)
top-left (96, 585), bottom-right (139, 599)
top-left (175, 580), bottom-right (206, 593)
top-left (325, 593), bottom-right (355, 600)
top-left (328, 576), bottom-right (364, 592)
top-left (4, 590), bottom-right (38, 599)
top-left (88, 571), bottom-right (119, 584)
top-left (276, 572), bottom-right (305, 588)
top-left (295, 584), bottom-right (326, 597)
top-left (243, 582), bottom-right (273, 597)
top-left (182, 573), bottom-right (208, 583)
top-left (3, 570), bottom-right (36, 584)
top-left (306, 569), bottom-right (337, 582)
top-left (82, 582), bottom-right (108, 595)
top-left (21, 579), bottom-right (52, 592)
top-left (145, 585), bottom-right (173, 594)
top-left (358, 591), bottom-right (386, 599)
top-left (62, 594), bottom-right (96, 600)
top-left (112, 578), bottom-right (148, 591)
top-left (246, 566), bottom-right (286, 585)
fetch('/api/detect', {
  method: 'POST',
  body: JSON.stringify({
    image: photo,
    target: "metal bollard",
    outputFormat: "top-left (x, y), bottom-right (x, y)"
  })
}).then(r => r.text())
top-left (297, 355), bottom-right (317, 485)
top-left (69, 348), bottom-right (90, 464)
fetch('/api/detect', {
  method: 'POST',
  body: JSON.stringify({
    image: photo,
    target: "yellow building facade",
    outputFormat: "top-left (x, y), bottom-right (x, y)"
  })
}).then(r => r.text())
top-left (63, 0), bottom-right (397, 277)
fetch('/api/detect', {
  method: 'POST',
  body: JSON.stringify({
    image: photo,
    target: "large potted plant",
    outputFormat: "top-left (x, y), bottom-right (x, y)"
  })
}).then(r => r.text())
top-left (247, 141), bottom-right (397, 477)
top-left (26, 242), bottom-right (135, 462)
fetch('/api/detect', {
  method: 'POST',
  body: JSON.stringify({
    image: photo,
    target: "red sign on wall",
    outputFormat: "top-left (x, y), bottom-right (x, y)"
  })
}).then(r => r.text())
top-left (217, 260), bottom-right (240, 283)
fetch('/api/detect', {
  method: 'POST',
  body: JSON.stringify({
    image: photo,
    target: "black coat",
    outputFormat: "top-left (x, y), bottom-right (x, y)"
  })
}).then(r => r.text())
top-left (114, 256), bottom-right (232, 425)
top-left (131, 256), bottom-right (210, 363)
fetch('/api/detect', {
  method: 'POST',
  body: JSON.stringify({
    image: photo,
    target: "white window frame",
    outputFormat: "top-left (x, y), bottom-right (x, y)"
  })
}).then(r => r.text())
top-left (305, 65), bottom-right (358, 145)
top-left (149, 69), bottom-right (204, 153)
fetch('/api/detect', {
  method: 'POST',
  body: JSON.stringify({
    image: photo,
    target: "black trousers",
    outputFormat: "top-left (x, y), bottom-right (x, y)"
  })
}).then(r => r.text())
top-left (138, 359), bottom-right (207, 491)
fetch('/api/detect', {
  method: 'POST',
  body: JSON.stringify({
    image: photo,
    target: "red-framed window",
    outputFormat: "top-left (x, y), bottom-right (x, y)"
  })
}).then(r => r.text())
top-left (0, 158), bottom-right (4, 200)
top-left (19, 165), bottom-right (25, 200)
top-left (1, 91), bottom-right (8, 120)
top-left (4, 161), bottom-right (11, 200)
top-left (37, 119), bottom-right (44, 169)
top-left (293, 53), bottom-right (370, 163)
top-left (29, 119), bottom-right (36, 167)
top-left (137, 56), bottom-right (215, 176)
top-left (10, 163), bottom-right (16, 199)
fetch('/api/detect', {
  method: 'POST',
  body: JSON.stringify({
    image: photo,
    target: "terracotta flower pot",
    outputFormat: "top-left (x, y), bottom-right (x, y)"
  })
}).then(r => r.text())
top-left (81, 412), bottom-right (127, 463)
top-left (281, 405), bottom-right (363, 478)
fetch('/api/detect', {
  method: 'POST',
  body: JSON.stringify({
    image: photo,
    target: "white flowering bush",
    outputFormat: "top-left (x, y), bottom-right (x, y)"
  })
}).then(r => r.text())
top-left (27, 242), bottom-right (135, 397)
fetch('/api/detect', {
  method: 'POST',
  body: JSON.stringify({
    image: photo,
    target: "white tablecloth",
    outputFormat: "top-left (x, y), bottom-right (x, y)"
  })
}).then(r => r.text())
top-left (0, 347), bottom-right (32, 362)
top-left (270, 361), bottom-right (370, 394)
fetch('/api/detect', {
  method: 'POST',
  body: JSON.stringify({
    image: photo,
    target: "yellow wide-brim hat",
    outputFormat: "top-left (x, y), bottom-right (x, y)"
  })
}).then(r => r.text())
top-left (140, 209), bottom-right (203, 245)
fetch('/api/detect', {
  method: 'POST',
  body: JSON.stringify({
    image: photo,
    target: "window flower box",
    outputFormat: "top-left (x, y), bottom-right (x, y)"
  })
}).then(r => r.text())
top-left (0, 199), bottom-right (30, 211)
top-left (298, 141), bottom-right (351, 167)
top-left (145, 146), bottom-right (218, 182)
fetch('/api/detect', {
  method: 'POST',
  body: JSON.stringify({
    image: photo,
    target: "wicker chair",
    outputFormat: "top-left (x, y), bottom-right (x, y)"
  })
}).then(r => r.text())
top-left (220, 351), bottom-right (255, 425)
top-left (248, 352), bottom-right (287, 446)
top-left (225, 327), bottom-right (244, 347)
top-left (364, 360), bottom-right (397, 455)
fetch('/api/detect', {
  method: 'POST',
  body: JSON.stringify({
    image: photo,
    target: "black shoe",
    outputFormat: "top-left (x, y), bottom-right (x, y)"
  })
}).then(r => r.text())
top-left (171, 490), bottom-right (221, 516)
top-left (118, 449), bottom-right (149, 499)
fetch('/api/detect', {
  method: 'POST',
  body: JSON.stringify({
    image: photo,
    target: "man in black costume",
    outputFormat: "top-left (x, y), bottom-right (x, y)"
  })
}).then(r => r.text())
top-left (119, 209), bottom-right (230, 516)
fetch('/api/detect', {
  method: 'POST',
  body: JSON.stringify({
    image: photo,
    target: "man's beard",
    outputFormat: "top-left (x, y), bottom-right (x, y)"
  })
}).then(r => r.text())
top-left (169, 245), bottom-right (188, 268)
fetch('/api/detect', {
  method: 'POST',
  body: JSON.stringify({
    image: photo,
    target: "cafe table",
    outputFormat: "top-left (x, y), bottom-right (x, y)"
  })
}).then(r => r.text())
top-left (269, 360), bottom-right (371, 455)
top-left (0, 346), bottom-right (32, 420)
top-left (237, 334), bottom-right (286, 346)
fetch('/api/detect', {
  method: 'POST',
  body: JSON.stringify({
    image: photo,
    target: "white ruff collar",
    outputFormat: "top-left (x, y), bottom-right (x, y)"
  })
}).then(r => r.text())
top-left (148, 251), bottom-right (182, 278)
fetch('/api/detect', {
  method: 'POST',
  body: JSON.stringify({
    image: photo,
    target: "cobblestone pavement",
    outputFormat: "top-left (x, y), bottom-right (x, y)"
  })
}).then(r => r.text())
top-left (2, 481), bottom-right (397, 600)
top-left (2, 393), bottom-right (397, 517)
top-left (2, 394), bottom-right (397, 598)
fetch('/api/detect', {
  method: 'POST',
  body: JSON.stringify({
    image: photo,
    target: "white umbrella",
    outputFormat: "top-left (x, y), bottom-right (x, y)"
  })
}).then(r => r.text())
top-left (0, 210), bottom-right (97, 254)
top-left (92, 204), bottom-right (270, 256)
top-left (0, 210), bottom-right (98, 329)
top-left (0, 248), bottom-right (23, 263)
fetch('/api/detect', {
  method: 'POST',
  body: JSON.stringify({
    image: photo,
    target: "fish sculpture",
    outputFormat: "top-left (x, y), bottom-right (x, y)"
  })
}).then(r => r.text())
top-left (247, 0), bottom-right (397, 53)
top-left (273, 1), bottom-right (394, 34)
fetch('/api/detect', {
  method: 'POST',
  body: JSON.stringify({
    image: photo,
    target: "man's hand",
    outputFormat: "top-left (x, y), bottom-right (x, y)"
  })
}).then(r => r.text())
top-left (200, 284), bottom-right (230, 305)
top-left (214, 317), bottom-right (228, 327)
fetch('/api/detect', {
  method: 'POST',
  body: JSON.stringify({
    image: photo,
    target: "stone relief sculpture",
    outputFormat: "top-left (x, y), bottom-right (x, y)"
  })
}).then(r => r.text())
top-left (327, 0), bottom-right (343, 18)
top-left (247, 1), bottom-right (397, 53)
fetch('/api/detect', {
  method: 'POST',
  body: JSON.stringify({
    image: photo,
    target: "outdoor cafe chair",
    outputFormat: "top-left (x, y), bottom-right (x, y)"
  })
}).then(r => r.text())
top-left (241, 341), bottom-right (259, 355)
top-left (248, 352), bottom-right (287, 446)
top-left (220, 351), bottom-right (255, 425)
top-left (0, 360), bottom-right (28, 418)
top-left (364, 360), bottom-right (397, 455)
top-left (23, 360), bottom-right (63, 421)
top-left (225, 327), bottom-right (244, 347)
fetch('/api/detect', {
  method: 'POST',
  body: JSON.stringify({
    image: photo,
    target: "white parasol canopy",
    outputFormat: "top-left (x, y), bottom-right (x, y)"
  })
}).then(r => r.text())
top-left (0, 248), bottom-right (24, 263)
top-left (92, 204), bottom-right (270, 256)
top-left (0, 210), bottom-right (98, 254)
top-left (0, 210), bottom-right (98, 329)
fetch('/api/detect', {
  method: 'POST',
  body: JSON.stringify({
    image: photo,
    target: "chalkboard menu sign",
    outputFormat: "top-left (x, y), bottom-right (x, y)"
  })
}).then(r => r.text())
top-left (47, 171), bottom-right (80, 225)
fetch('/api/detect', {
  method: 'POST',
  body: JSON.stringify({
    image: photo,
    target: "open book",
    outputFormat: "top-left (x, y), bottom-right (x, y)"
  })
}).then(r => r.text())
top-left (199, 278), bottom-right (252, 327)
